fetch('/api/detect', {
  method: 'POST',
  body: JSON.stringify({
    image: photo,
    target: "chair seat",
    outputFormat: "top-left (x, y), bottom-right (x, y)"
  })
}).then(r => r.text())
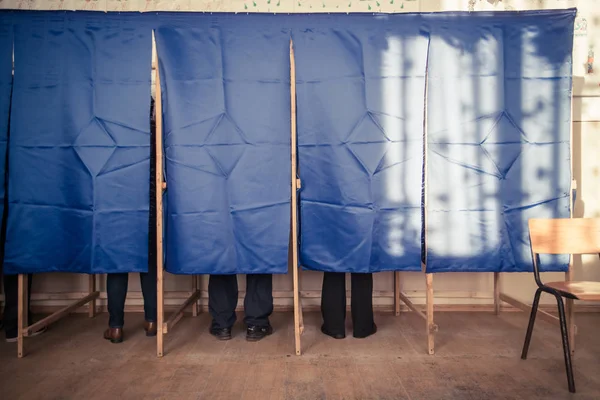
top-left (546, 281), bottom-right (600, 301)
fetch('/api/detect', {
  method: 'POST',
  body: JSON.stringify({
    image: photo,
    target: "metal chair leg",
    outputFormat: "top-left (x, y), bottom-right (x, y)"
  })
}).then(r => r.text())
top-left (521, 288), bottom-right (542, 360)
top-left (556, 294), bottom-right (576, 393)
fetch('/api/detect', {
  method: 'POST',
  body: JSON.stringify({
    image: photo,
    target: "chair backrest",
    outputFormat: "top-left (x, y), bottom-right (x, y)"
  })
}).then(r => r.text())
top-left (529, 218), bottom-right (600, 255)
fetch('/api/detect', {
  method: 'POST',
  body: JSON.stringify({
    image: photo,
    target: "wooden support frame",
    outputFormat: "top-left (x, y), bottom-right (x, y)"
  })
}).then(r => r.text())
top-left (153, 32), bottom-right (202, 358)
top-left (393, 62), bottom-right (436, 355)
top-left (393, 271), bottom-right (437, 355)
top-left (290, 39), bottom-right (304, 356)
top-left (493, 177), bottom-right (578, 347)
top-left (17, 274), bottom-right (99, 358)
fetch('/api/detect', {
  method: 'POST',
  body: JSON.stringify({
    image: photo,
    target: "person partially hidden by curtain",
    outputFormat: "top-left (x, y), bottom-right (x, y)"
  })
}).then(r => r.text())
top-left (1, 274), bottom-right (47, 342)
top-left (320, 272), bottom-right (377, 339)
top-left (103, 97), bottom-right (157, 343)
top-left (0, 92), bottom-right (46, 342)
top-left (208, 273), bottom-right (274, 341)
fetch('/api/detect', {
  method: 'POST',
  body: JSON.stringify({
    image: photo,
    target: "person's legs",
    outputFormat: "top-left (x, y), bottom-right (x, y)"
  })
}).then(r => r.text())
top-left (140, 265), bottom-right (157, 336)
top-left (243, 274), bottom-right (273, 341)
top-left (2, 273), bottom-right (34, 341)
top-left (350, 273), bottom-right (376, 338)
top-left (106, 273), bottom-right (128, 328)
top-left (208, 274), bottom-right (238, 339)
top-left (320, 272), bottom-right (346, 339)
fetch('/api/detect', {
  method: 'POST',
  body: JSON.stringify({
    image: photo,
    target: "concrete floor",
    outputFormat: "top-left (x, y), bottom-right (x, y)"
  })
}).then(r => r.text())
top-left (0, 311), bottom-right (598, 399)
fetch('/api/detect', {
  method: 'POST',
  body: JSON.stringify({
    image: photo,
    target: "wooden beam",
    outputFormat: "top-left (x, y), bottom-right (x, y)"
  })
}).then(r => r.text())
top-left (568, 86), bottom-right (576, 354)
top-left (192, 275), bottom-right (198, 317)
top-left (493, 272), bottom-right (500, 315)
top-left (394, 272), bottom-right (401, 316)
top-left (25, 292), bottom-right (99, 336)
top-left (196, 275), bottom-right (202, 316)
top-left (154, 32), bottom-right (165, 358)
top-left (426, 273), bottom-right (435, 355)
top-left (399, 290), bottom-right (439, 334)
top-left (290, 39), bottom-right (302, 356)
top-left (18, 274), bottom-right (28, 358)
top-left (89, 274), bottom-right (97, 318)
top-left (398, 292), bottom-right (426, 321)
top-left (163, 290), bottom-right (202, 334)
top-left (566, 178), bottom-right (576, 355)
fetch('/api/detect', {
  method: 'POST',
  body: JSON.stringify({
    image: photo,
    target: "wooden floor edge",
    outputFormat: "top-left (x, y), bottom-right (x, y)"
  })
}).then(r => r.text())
top-left (23, 302), bottom-right (600, 316)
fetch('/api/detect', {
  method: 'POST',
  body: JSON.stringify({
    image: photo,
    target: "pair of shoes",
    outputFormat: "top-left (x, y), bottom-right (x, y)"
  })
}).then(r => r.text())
top-left (210, 326), bottom-right (232, 341)
top-left (5, 326), bottom-right (47, 343)
top-left (321, 324), bottom-right (345, 339)
top-left (353, 323), bottom-right (378, 339)
top-left (103, 327), bottom-right (124, 344)
top-left (246, 324), bottom-right (273, 342)
top-left (144, 321), bottom-right (157, 337)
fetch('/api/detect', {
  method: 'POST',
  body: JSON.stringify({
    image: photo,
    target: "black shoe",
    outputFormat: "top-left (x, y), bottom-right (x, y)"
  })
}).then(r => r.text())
top-left (321, 325), bottom-right (345, 339)
top-left (246, 324), bottom-right (273, 342)
top-left (209, 326), bottom-right (232, 341)
top-left (353, 323), bottom-right (377, 339)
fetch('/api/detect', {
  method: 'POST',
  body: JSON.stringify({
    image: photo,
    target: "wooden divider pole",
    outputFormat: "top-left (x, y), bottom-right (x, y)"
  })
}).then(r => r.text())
top-left (153, 32), bottom-right (165, 358)
top-left (493, 272), bottom-right (500, 315)
top-left (89, 274), bottom-right (97, 317)
top-left (192, 275), bottom-right (198, 317)
top-left (426, 273), bottom-right (434, 355)
top-left (566, 89), bottom-right (576, 355)
top-left (290, 39), bottom-right (302, 356)
top-left (17, 274), bottom-right (27, 358)
top-left (394, 271), bottom-right (401, 316)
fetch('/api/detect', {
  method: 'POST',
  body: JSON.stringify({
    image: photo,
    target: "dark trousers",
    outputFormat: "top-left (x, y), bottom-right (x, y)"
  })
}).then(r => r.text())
top-left (2, 273), bottom-right (32, 337)
top-left (208, 274), bottom-right (273, 329)
top-left (107, 268), bottom-right (157, 328)
top-left (321, 272), bottom-right (375, 338)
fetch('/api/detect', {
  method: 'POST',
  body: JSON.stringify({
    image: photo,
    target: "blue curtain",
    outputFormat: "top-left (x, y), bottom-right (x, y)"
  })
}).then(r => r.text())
top-left (0, 13), bottom-right (13, 244)
top-left (293, 15), bottom-right (428, 273)
top-left (3, 12), bottom-right (152, 274)
top-left (156, 15), bottom-right (291, 275)
top-left (425, 10), bottom-right (575, 273)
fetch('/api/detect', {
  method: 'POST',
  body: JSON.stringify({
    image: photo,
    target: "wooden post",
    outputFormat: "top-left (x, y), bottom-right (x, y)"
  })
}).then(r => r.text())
top-left (567, 180), bottom-right (576, 354)
top-left (89, 274), bottom-right (97, 318)
top-left (192, 275), bottom-right (198, 317)
top-left (422, 62), bottom-right (433, 355)
top-left (290, 39), bottom-right (302, 356)
top-left (17, 274), bottom-right (27, 358)
top-left (565, 78), bottom-right (577, 355)
top-left (154, 32), bottom-right (165, 358)
top-left (394, 271), bottom-right (401, 316)
top-left (493, 272), bottom-right (500, 315)
top-left (426, 273), bottom-right (434, 355)
top-left (566, 83), bottom-right (575, 355)
top-left (196, 275), bottom-right (202, 315)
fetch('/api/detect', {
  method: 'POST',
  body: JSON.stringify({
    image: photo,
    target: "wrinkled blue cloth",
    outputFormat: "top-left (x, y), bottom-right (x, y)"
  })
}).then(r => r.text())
top-left (4, 12), bottom-right (152, 274)
top-left (156, 15), bottom-right (291, 274)
top-left (0, 10), bottom-right (575, 276)
top-left (0, 13), bottom-right (13, 241)
top-left (293, 15), bottom-right (428, 273)
top-left (425, 9), bottom-right (575, 272)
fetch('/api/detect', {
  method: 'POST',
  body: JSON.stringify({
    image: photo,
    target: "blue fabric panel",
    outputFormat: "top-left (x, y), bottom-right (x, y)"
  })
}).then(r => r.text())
top-left (4, 12), bottom-right (152, 274)
top-left (0, 13), bottom-right (13, 241)
top-left (425, 10), bottom-right (575, 273)
top-left (293, 15), bottom-right (428, 273)
top-left (156, 15), bottom-right (291, 275)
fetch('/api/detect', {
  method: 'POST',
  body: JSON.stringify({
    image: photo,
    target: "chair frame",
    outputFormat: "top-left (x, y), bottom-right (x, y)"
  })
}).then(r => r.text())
top-left (521, 251), bottom-right (576, 393)
top-left (521, 218), bottom-right (600, 394)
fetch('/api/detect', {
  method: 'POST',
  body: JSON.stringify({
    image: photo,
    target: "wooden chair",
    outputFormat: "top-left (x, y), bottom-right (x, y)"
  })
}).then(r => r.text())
top-left (521, 218), bottom-right (600, 393)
